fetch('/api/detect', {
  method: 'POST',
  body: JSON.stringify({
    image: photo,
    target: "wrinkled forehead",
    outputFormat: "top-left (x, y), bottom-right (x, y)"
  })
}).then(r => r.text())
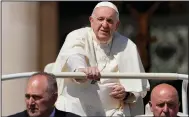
top-left (153, 91), bottom-right (179, 103)
top-left (26, 77), bottom-right (48, 94)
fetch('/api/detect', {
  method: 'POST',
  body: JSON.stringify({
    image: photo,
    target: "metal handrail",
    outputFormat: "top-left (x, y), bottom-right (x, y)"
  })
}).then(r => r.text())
top-left (2, 72), bottom-right (188, 81)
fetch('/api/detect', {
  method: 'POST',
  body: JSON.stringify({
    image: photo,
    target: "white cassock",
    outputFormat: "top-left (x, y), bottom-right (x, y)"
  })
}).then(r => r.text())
top-left (52, 27), bottom-right (150, 116)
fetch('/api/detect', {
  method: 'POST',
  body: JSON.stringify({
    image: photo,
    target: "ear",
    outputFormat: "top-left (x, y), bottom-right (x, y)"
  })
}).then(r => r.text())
top-left (89, 16), bottom-right (93, 24)
top-left (149, 101), bottom-right (153, 112)
top-left (52, 92), bottom-right (58, 103)
top-left (115, 21), bottom-right (120, 31)
top-left (54, 92), bottom-right (58, 99)
top-left (178, 101), bottom-right (180, 108)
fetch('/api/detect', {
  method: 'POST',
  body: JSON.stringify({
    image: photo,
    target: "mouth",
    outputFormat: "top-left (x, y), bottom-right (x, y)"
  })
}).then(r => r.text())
top-left (28, 108), bottom-right (38, 113)
top-left (100, 30), bottom-right (109, 34)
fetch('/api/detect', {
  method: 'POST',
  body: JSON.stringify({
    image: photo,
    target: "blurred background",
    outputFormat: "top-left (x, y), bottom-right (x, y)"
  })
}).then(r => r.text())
top-left (2, 1), bottom-right (188, 116)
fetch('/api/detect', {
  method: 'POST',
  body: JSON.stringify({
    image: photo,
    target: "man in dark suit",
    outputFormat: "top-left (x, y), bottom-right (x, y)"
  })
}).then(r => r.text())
top-left (149, 83), bottom-right (180, 117)
top-left (8, 72), bottom-right (81, 117)
top-left (136, 83), bottom-right (188, 117)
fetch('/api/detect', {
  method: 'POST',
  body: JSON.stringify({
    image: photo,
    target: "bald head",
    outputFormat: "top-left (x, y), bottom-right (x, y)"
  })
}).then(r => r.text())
top-left (150, 83), bottom-right (179, 117)
top-left (151, 83), bottom-right (179, 102)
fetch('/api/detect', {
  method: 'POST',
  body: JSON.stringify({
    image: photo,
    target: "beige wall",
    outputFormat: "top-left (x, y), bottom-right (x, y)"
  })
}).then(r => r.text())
top-left (0, 2), bottom-right (2, 116)
top-left (2, 2), bottom-right (40, 116)
top-left (2, 2), bottom-right (58, 116)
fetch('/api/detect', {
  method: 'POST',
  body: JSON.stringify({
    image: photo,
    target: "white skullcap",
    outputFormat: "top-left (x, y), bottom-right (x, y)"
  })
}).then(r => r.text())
top-left (94, 1), bottom-right (119, 14)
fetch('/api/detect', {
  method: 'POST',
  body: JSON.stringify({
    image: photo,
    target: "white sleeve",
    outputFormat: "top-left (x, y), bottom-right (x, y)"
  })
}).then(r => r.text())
top-left (67, 54), bottom-right (88, 72)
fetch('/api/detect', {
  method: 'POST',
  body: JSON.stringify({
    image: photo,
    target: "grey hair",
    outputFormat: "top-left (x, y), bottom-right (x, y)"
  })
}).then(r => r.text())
top-left (91, 7), bottom-right (119, 21)
top-left (30, 72), bottom-right (58, 94)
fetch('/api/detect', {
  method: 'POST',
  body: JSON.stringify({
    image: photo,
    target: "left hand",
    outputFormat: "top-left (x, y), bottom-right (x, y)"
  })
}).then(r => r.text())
top-left (109, 84), bottom-right (127, 100)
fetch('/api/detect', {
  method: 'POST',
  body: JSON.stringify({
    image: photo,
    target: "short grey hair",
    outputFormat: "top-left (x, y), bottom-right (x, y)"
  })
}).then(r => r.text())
top-left (30, 72), bottom-right (57, 94)
top-left (91, 2), bottom-right (120, 21)
top-left (91, 9), bottom-right (119, 21)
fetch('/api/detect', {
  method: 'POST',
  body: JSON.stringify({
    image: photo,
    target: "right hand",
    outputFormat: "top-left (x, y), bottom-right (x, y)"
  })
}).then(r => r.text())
top-left (78, 67), bottom-right (101, 81)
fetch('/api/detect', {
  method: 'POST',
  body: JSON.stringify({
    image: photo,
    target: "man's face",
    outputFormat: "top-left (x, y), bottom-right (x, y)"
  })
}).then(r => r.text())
top-left (25, 77), bottom-right (54, 117)
top-left (89, 7), bottom-right (120, 42)
top-left (150, 90), bottom-right (179, 117)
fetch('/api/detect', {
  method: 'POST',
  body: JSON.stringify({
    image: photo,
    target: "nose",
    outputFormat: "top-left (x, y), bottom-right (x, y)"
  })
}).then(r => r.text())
top-left (28, 97), bottom-right (35, 105)
top-left (102, 20), bottom-right (108, 28)
top-left (162, 104), bottom-right (168, 113)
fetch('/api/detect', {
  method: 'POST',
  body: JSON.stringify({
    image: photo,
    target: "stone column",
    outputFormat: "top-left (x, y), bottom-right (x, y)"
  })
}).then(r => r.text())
top-left (2, 2), bottom-right (40, 116)
top-left (39, 2), bottom-right (58, 70)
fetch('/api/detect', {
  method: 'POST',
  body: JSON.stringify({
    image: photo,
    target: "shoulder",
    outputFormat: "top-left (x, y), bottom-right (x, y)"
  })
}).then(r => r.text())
top-left (55, 108), bottom-right (81, 117)
top-left (7, 110), bottom-right (28, 117)
top-left (63, 27), bottom-right (92, 45)
top-left (114, 32), bottom-right (137, 49)
top-left (66, 27), bottom-right (91, 38)
top-left (64, 112), bottom-right (81, 117)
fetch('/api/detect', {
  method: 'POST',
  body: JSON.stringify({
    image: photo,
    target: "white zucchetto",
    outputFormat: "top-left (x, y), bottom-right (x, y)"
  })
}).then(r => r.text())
top-left (94, 1), bottom-right (119, 14)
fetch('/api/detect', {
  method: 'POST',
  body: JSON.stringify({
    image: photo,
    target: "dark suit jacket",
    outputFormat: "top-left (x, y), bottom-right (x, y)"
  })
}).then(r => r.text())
top-left (7, 108), bottom-right (81, 117)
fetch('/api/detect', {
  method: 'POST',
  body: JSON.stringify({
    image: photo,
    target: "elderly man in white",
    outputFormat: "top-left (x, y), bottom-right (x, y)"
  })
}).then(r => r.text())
top-left (52, 1), bottom-right (150, 117)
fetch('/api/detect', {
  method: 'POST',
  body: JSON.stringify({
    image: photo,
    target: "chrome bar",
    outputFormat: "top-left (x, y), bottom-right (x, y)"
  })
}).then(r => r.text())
top-left (2, 72), bottom-right (188, 81)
